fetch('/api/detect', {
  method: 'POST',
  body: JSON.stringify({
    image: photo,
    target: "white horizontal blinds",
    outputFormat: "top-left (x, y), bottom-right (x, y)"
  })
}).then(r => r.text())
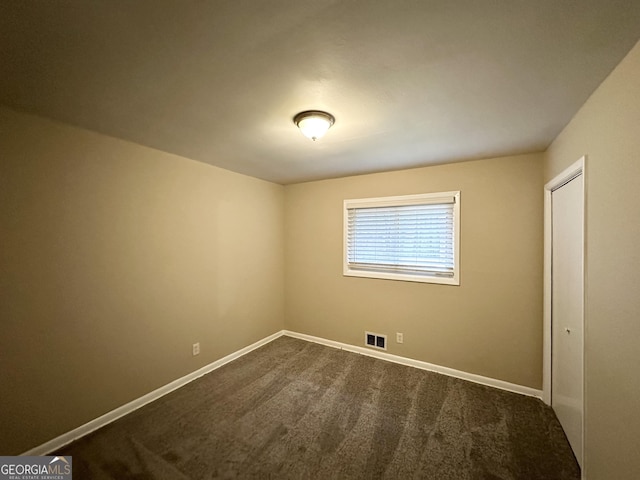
top-left (347, 197), bottom-right (455, 277)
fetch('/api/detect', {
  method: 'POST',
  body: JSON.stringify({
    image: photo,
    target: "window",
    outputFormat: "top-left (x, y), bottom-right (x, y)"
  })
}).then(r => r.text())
top-left (344, 191), bottom-right (460, 285)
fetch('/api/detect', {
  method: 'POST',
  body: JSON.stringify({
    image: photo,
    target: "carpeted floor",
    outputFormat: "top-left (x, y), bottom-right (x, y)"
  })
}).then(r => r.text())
top-left (57, 336), bottom-right (580, 479)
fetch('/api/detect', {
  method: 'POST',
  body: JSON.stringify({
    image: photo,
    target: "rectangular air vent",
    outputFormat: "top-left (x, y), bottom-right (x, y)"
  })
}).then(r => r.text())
top-left (365, 331), bottom-right (387, 350)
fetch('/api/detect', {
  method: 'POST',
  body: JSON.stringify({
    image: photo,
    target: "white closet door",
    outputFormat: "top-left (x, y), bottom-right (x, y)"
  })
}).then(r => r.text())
top-left (551, 173), bottom-right (584, 466)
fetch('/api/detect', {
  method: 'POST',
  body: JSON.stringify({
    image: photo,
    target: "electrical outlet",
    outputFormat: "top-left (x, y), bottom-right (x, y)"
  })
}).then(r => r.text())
top-left (192, 342), bottom-right (200, 356)
top-left (396, 332), bottom-right (404, 344)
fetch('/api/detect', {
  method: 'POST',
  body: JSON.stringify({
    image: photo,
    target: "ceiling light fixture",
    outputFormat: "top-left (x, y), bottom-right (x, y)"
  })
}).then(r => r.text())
top-left (293, 110), bottom-right (335, 141)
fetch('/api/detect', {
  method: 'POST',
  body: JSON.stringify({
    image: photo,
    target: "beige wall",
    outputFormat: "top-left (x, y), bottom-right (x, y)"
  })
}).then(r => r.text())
top-left (544, 40), bottom-right (640, 480)
top-left (0, 107), bottom-right (285, 455)
top-left (284, 153), bottom-right (544, 389)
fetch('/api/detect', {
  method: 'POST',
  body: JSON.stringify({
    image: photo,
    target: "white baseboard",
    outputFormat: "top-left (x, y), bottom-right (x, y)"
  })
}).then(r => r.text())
top-left (23, 328), bottom-right (542, 455)
top-left (22, 330), bottom-right (284, 456)
top-left (283, 330), bottom-right (543, 399)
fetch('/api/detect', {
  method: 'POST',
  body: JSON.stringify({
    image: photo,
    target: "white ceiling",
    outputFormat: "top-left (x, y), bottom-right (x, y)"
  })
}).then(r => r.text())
top-left (2, 1), bottom-right (639, 184)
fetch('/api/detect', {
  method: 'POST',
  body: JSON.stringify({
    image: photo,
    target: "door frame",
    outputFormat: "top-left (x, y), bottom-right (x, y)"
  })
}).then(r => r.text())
top-left (542, 155), bottom-right (586, 469)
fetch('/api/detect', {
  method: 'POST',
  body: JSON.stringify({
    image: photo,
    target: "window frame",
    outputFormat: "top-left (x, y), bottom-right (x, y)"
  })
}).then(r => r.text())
top-left (343, 191), bottom-right (460, 285)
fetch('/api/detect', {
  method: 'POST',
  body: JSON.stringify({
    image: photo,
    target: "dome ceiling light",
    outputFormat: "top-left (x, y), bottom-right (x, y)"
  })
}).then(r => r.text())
top-left (293, 110), bottom-right (335, 141)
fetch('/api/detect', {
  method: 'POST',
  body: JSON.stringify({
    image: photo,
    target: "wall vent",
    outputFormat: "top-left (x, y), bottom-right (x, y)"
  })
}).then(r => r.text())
top-left (365, 332), bottom-right (387, 350)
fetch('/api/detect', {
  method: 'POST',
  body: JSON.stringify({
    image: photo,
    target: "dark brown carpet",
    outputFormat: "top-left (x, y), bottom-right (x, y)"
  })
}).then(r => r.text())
top-left (57, 336), bottom-right (580, 479)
